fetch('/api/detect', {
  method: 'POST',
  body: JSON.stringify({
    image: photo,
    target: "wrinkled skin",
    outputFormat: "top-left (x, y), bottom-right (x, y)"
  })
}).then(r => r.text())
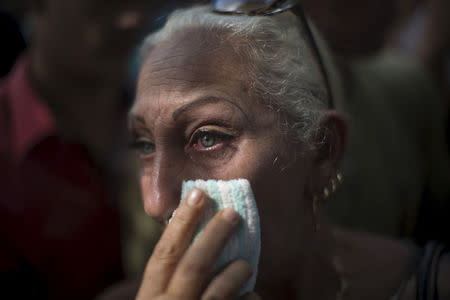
top-left (131, 28), bottom-right (346, 299)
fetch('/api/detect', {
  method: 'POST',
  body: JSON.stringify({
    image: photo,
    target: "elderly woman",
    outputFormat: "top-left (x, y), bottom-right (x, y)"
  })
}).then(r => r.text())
top-left (126, 2), bottom-right (450, 300)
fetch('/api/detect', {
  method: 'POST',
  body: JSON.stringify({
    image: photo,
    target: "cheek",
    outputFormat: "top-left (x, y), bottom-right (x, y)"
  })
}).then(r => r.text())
top-left (237, 139), bottom-right (312, 219)
top-left (255, 159), bottom-right (315, 263)
top-left (203, 138), bottom-right (279, 181)
top-left (207, 137), bottom-right (307, 212)
top-left (253, 161), bottom-right (308, 221)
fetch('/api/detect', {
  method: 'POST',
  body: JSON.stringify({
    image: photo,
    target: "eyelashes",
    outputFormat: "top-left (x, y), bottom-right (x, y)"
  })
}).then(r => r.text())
top-left (189, 128), bottom-right (234, 152)
top-left (130, 126), bottom-right (237, 159)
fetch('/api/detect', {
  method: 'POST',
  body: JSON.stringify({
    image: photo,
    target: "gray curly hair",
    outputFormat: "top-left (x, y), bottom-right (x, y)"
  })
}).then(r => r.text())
top-left (139, 5), bottom-right (330, 143)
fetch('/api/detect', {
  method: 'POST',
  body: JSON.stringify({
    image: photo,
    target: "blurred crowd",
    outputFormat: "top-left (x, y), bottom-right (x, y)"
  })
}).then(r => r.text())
top-left (0, 0), bottom-right (449, 299)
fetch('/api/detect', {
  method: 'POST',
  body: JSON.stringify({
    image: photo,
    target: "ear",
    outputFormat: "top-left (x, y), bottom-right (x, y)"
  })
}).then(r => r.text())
top-left (313, 110), bottom-right (348, 182)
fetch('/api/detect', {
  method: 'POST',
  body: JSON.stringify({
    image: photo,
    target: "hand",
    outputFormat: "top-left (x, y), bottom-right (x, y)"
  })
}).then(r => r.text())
top-left (136, 189), bottom-right (259, 300)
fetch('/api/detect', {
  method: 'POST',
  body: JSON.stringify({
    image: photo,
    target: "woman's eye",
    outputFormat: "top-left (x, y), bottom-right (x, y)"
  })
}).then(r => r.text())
top-left (131, 140), bottom-right (155, 156)
top-left (191, 129), bottom-right (233, 151)
top-left (199, 133), bottom-right (216, 148)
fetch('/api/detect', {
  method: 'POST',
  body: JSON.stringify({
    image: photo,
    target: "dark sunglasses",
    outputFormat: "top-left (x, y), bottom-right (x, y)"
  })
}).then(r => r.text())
top-left (212, 0), bottom-right (334, 109)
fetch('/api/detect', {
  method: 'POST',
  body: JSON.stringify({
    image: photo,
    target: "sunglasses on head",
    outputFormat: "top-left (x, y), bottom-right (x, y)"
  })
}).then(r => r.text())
top-left (212, 0), bottom-right (334, 109)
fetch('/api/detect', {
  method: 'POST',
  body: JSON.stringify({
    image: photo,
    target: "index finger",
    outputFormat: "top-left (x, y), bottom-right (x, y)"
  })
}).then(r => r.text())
top-left (167, 208), bottom-right (241, 299)
top-left (136, 189), bottom-right (207, 299)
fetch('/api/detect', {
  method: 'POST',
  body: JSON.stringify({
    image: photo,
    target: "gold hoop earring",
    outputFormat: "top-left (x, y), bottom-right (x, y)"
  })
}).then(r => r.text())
top-left (320, 172), bottom-right (343, 200)
top-left (313, 172), bottom-right (343, 232)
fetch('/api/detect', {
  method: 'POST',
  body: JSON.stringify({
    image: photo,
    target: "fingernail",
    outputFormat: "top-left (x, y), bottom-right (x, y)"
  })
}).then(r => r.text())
top-left (186, 189), bottom-right (202, 206)
top-left (222, 208), bottom-right (239, 224)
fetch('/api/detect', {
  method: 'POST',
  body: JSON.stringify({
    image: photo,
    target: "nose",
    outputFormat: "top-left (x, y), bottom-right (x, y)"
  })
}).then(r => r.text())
top-left (140, 150), bottom-right (183, 223)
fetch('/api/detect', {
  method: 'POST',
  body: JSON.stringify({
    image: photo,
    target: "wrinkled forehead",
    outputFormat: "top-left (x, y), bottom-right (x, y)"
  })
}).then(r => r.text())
top-left (136, 27), bottom-right (250, 99)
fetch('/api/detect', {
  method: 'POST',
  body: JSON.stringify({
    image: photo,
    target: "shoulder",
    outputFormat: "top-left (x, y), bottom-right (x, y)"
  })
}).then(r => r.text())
top-left (333, 227), bottom-right (418, 300)
top-left (395, 242), bottom-right (450, 300)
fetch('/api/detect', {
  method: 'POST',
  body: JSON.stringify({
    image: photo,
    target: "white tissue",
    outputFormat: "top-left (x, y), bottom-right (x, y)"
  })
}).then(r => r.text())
top-left (175, 179), bottom-right (261, 295)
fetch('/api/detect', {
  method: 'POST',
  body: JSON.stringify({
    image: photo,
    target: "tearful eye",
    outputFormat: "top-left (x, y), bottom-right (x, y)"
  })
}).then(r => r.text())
top-left (199, 133), bottom-right (216, 148)
top-left (190, 129), bottom-right (233, 151)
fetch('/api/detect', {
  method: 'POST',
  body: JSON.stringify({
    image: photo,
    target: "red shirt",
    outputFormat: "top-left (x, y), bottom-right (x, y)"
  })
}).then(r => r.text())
top-left (0, 57), bottom-right (123, 299)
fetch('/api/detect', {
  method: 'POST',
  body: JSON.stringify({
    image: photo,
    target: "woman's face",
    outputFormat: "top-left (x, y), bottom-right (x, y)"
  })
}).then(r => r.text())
top-left (131, 30), bottom-right (320, 271)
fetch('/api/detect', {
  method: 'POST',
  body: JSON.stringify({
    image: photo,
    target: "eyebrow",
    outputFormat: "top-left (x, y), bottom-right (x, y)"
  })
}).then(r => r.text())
top-left (129, 114), bottom-right (146, 125)
top-left (172, 96), bottom-right (248, 121)
top-left (128, 114), bottom-right (152, 134)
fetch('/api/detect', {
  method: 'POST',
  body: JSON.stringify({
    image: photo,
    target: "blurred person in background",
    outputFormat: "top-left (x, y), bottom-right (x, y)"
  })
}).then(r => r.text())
top-left (388, 0), bottom-right (450, 248)
top-left (303, 0), bottom-right (450, 246)
top-left (389, 0), bottom-right (450, 107)
top-left (0, 0), bottom-right (156, 298)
